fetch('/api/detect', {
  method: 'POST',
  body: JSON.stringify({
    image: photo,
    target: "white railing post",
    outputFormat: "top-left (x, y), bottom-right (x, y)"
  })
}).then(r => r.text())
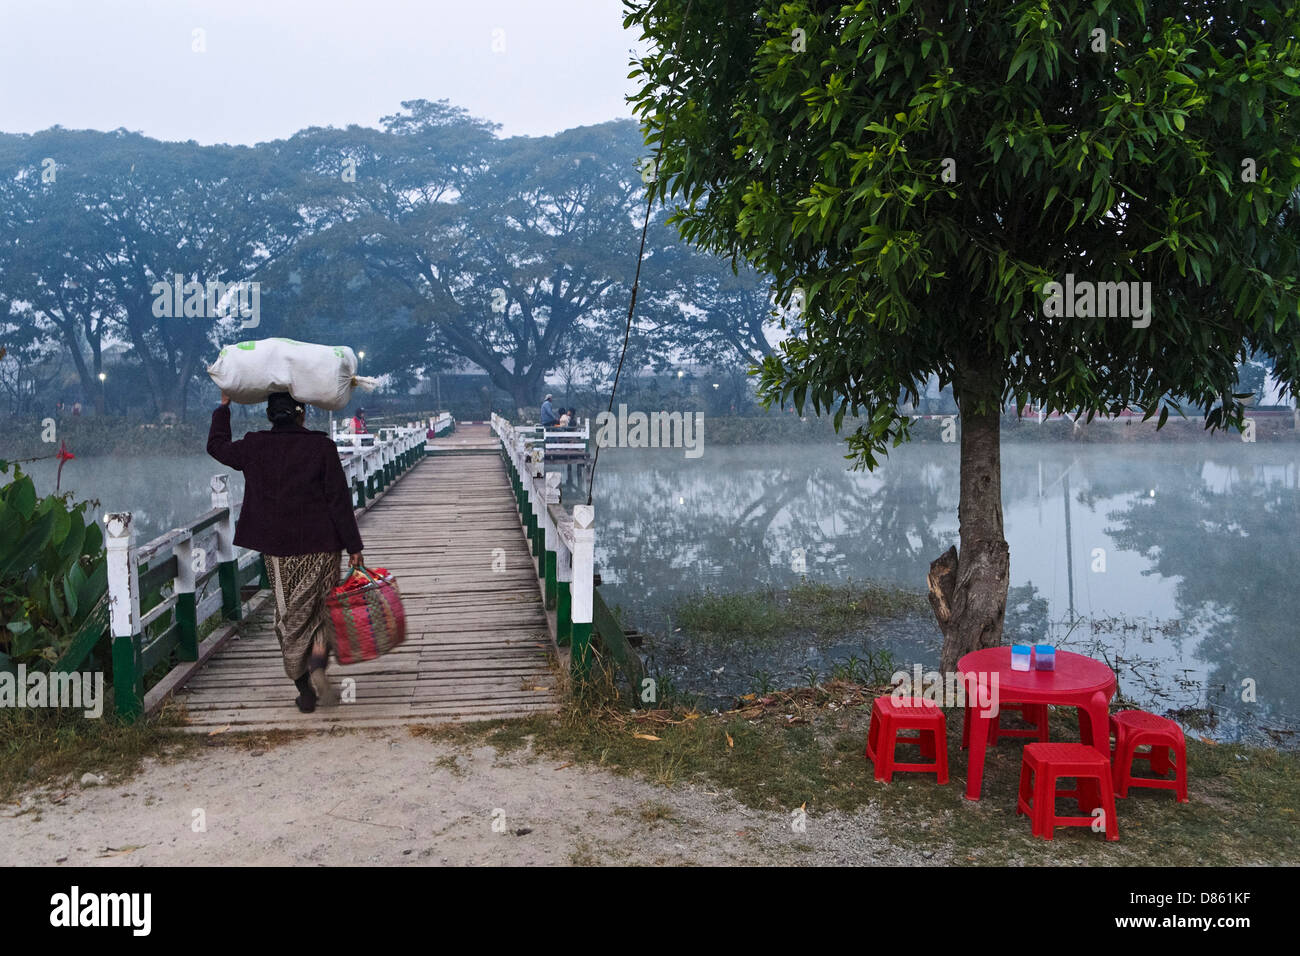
top-left (211, 475), bottom-right (241, 621)
top-left (173, 531), bottom-right (199, 660)
top-left (105, 513), bottom-right (140, 641)
top-left (515, 434), bottom-right (528, 525)
top-left (104, 512), bottom-right (143, 717)
top-left (527, 445), bottom-right (545, 576)
top-left (543, 471), bottom-right (560, 610)
top-left (570, 504), bottom-right (595, 680)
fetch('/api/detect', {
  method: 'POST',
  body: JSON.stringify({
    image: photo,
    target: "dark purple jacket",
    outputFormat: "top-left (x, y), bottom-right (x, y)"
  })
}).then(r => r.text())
top-left (207, 405), bottom-right (363, 557)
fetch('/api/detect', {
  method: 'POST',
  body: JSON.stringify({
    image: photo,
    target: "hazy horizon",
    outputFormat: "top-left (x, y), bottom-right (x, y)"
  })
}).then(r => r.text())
top-left (0, 0), bottom-right (645, 145)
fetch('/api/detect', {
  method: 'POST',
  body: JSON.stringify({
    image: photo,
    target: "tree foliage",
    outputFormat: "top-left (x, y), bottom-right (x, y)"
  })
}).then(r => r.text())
top-left (628, 0), bottom-right (1300, 458)
top-left (626, 0), bottom-right (1300, 667)
top-left (0, 461), bottom-right (106, 671)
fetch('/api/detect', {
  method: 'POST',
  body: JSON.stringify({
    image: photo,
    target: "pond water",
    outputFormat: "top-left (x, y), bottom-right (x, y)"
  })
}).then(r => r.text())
top-left (21, 456), bottom-right (246, 547)
top-left (580, 442), bottom-right (1300, 747)
top-left (16, 440), bottom-right (1299, 747)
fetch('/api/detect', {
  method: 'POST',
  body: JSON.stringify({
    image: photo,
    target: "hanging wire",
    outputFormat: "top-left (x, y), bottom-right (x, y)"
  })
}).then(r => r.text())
top-left (585, 0), bottom-right (695, 507)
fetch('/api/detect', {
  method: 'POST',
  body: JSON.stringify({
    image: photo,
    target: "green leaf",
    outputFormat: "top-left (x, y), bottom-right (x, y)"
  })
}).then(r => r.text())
top-left (75, 559), bottom-right (107, 617)
top-left (0, 509), bottom-right (55, 578)
top-left (58, 513), bottom-right (86, 565)
top-left (1007, 48), bottom-right (1031, 81)
top-left (62, 572), bottom-right (80, 620)
top-left (9, 477), bottom-right (36, 520)
top-left (82, 520), bottom-right (103, 558)
top-left (49, 579), bottom-right (67, 625)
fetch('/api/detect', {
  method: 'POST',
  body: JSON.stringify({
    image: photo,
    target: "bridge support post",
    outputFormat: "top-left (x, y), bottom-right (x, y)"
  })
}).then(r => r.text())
top-left (570, 505), bottom-right (595, 682)
top-left (543, 472), bottom-right (560, 610)
top-left (556, 518), bottom-right (572, 648)
top-left (354, 452), bottom-right (367, 508)
top-left (104, 512), bottom-right (143, 720)
top-left (173, 533), bottom-right (198, 661)
top-left (211, 475), bottom-right (242, 622)
top-left (530, 445), bottom-right (545, 578)
top-left (515, 434), bottom-right (528, 525)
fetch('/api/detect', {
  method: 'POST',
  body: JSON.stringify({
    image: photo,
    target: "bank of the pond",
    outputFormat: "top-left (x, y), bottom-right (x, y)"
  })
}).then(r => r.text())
top-left (0, 708), bottom-right (196, 804)
top-left (630, 582), bottom-right (1290, 749)
top-left (4, 699), bottom-right (1293, 865)
top-left (496, 688), bottom-right (1300, 865)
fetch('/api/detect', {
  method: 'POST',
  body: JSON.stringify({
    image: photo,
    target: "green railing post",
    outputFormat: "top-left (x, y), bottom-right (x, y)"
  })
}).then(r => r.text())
top-left (211, 475), bottom-right (242, 622)
top-left (174, 534), bottom-right (198, 661)
top-left (104, 512), bottom-right (144, 720)
top-left (556, 579), bottom-right (572, 647)
top-left (555, 487), bottom-right (572, 646)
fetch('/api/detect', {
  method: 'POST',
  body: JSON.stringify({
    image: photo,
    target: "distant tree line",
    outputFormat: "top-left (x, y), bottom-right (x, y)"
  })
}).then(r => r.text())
top-left (0, 102), bottom-right (781, 421)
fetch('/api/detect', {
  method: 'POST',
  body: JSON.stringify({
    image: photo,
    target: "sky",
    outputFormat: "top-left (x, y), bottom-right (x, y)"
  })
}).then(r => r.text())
top-left (0, 0), bottom-right (648, 144)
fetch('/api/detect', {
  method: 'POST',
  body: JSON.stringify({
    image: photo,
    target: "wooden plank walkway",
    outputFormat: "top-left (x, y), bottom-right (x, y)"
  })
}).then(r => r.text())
top-left (426, 422), bottom-right (502, 454)
top-left (173, 443), bottom-right (561, 731)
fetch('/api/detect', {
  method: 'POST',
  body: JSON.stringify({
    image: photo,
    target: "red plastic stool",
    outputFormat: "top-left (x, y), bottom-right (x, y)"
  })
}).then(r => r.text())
top-left (989, 702), bottom-right (1050, 744)
top-left (865, 696), bottom-right (948, 783)
top-left (1109, 710), bottom-right (1188, 802)
top-left (1017, 743), bottom-right (1119, 841)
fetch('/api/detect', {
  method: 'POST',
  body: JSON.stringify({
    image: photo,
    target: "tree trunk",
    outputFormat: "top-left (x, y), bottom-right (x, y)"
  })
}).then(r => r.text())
top-left (928, 401), bottom-right (1011, 673)
top-left (512, 382), bottom-right (534, 420)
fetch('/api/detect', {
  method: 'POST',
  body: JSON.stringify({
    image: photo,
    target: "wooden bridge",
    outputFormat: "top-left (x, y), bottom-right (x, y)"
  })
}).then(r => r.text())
top-left (76, 416), bottom-right (640, 732)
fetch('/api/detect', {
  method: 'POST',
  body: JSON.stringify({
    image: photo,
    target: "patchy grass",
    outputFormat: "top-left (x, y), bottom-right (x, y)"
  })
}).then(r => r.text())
top-left (638, 801), bottom-right (678, 824)
top-left (0, 707), bottom-right (196, 803)
top-left (674, 580), bottom-right (929, 642)
top-left (488, 682), bottom-right (1300, 865)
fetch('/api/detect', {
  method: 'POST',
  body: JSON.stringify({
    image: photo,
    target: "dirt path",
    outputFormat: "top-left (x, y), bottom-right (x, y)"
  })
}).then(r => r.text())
top-left (0, 729), bottom-right (937, 866)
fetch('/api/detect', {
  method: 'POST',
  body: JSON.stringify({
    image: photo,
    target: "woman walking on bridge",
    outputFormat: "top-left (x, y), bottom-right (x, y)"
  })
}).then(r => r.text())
top-left (207, 391), bottom-right (365, 713)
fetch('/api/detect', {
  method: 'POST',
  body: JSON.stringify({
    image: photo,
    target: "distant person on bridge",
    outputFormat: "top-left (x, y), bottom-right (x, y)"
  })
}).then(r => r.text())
top-left (207, 391), bottom-right (365, 714)
top-left (351, 407), bottom-right (368, 434)
top-left (540, 394), bottom-right (559, 427)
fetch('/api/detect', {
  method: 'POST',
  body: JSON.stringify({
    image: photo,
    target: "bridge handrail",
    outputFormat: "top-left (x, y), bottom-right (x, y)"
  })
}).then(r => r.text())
top-left (489, 413), bottom-right (642, 693)
top-left (100, 424), bottom-right (428, 719)
top-left (519, 420), bottom-right (590, 456)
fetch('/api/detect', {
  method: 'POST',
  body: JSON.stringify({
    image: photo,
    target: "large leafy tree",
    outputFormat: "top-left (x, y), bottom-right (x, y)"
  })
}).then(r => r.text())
top-left (283, 106), bottom-right (666, 412)
top-left (0, 129), bottom-right (310, 419)
top-left (627, 0), bottom-right (1300, 669)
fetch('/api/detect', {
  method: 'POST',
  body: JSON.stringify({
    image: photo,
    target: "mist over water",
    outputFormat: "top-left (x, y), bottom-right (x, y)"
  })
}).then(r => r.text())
top-left (583, 441), bottom-right (1300, 747)
top-left (23, 439), bottom-right (1299, 747)
top-left (22, 456), bottom-right (245, 545)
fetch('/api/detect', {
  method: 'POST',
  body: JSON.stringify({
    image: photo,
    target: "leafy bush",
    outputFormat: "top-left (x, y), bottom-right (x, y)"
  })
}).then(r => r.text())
top-left (0, 460), bottom-right (107, 671)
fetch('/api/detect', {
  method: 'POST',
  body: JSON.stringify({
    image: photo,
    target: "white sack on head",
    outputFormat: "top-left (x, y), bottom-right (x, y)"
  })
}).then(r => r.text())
top-left (207, 338), bottom-right (375, 412)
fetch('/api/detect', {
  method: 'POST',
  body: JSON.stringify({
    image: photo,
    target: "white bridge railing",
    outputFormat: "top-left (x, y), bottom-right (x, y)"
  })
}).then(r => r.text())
top-left (492, 413), bottom-right (595, 680)
top-left (331, 423), bottom-right (429, 507)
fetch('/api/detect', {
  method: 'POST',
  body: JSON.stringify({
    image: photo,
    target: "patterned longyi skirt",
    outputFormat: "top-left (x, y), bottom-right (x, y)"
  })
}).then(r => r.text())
top-left (263, 552), bottom-right (342, 680)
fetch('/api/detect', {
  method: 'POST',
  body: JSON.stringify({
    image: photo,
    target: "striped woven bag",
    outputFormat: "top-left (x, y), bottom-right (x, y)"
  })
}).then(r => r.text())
top-left (327, 565), bottom-right (407, 664)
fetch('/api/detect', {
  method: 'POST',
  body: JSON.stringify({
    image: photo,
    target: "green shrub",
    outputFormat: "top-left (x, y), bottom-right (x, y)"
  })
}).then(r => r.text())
top-left (0, 460), bottom-right (107, 672)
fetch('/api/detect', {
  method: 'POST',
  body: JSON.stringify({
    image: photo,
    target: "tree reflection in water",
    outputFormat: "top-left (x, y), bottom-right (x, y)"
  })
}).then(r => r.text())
top-left (583, 443), bottom-right (1300, 745)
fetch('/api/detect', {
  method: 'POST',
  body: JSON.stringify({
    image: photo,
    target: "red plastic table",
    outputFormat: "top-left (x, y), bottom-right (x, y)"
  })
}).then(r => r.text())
top-left (957, 647), bottom-right (1116, 801)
